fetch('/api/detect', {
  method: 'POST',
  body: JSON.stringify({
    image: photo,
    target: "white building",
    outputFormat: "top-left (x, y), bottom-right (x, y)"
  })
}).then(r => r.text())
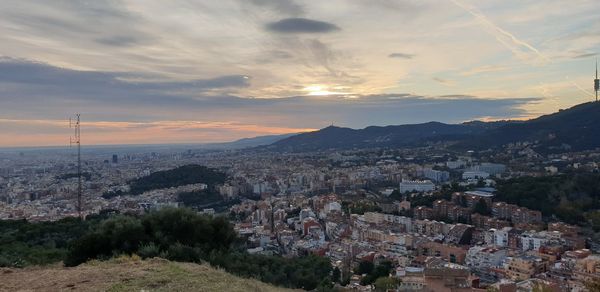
top-left (399, 180), bottom-right (435, 193)
top-left (447, 160), bottom-right (466, 169)
top-left (520, 231), bottom-right (563, 251)
top-left (466, 246), bottom-right (508, 271)
top-left (423, 169), bottom-right (450, 183)
top-left (485, 227), bottom-right (512, 247)
top-left (473, 163), bottom-right (506, 176)
top-left (462, 171), bottom-right (490, 180)
top-left (325, 201), bottom-right (341, 213)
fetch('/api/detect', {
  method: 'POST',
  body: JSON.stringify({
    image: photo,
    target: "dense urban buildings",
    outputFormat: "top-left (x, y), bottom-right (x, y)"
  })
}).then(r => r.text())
top-left (2, 138), bottom-right (600, 291)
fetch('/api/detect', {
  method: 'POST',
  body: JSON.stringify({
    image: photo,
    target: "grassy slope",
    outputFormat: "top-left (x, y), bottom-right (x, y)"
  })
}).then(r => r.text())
top-left (0, 257), bottom-right (294, 292)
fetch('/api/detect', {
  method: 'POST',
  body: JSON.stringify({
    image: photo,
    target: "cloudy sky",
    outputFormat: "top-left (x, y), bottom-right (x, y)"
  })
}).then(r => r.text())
top-left (0, 0), bottom-right (598, 147)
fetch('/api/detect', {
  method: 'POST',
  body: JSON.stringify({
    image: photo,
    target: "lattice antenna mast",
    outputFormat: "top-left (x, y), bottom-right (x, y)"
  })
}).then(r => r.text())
top-left (69, 114), bottom-right (82, 219)
top-left (595, 59), bottom-right (599, 102)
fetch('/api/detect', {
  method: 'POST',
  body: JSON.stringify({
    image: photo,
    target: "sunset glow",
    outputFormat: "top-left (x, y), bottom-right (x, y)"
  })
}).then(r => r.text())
top-left (0, 0), bottom-right (598, 147)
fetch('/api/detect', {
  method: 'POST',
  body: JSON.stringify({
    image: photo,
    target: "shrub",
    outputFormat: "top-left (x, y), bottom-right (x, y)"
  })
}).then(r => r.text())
top-left (138, 242), bottom-right (161, 259)
top-left (165, 243), bottom-right (201, 262)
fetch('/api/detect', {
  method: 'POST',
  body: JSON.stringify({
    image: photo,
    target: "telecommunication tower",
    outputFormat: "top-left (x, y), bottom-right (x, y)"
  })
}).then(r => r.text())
top-left (69, 114), bottom-right (82, 219)
top-left (595, 60), bottom-right (599, 102)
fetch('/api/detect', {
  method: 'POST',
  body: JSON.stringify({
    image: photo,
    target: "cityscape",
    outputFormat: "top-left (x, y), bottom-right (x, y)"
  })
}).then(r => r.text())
top-left (1, 1), bottom-right (600, 292)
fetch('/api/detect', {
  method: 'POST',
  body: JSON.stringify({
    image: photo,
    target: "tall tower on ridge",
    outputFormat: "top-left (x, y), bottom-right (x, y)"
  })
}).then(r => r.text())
top-left (595, 59), bottom-right (599, 102)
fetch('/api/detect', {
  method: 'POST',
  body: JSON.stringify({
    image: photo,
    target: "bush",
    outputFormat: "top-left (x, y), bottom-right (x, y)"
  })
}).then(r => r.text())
top-left (165, 243), bottom-right (201, 262)
top-left (65, 208), bottom-right (235, 266)
top-left (64, 232), bottom-right (111, 267)
top-left (0, 216), bottom-right (101, 267)
top-left (138, 242), bottom-right (160, 259)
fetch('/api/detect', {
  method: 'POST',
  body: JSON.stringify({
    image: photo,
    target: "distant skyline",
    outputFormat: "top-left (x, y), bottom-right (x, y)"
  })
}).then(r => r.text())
top-left (0, 0), bottom-right (599, 147)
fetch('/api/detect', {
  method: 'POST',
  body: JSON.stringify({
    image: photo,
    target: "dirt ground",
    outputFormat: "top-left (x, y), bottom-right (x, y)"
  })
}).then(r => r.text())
top-left (0, 257), bottom-right (292, 292)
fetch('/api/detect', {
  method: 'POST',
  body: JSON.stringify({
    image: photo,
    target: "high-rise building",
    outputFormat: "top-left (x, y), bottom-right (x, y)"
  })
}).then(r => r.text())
top-left (112, 154), bottom-right (118, 164)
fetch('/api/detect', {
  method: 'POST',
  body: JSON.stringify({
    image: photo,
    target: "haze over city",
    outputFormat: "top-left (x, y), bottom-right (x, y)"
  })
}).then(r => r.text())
top-left (0, 0), bottom-right (599, 147)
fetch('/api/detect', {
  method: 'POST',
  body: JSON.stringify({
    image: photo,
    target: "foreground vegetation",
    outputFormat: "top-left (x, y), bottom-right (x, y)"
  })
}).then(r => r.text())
top-left (0, 208), bottom-right (333, 291)
top-left (0, 212), bottom-right (111, 267)
top-left (0, 256), bottom-right (293, 292)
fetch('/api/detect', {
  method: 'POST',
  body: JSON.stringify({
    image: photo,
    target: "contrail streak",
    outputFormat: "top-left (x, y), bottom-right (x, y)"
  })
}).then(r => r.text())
top-left (566, 76), bottom-right (595, 97)
top-left (451, 0), bottom-right (549, 64)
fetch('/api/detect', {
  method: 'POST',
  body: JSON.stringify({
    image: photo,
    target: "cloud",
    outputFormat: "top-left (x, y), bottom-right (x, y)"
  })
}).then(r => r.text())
top-left (246, 0), bottom-right (304, 16)
top-left (460, 65), bottom-right (510, 76)
top-left (307, 39), bottom-right (340, 76)
top-left (388, 53), bottom-right (414, 59)
top-left (95, 35), bottom-right (142, 47)
top-left (0, 1), bottom-right (141, 37)
top-left (450, 0), bottom-right (548, 64)
top-left (0, 58), bottom-right (249, 93)
top-left (255, 50), bottom-right (294, 64)
top-left (433, 77), bottom-right (456, 87)
top-left (265, 18), bottom-right (340, 34)
top-left (348, 0), bottom-right (425, 15)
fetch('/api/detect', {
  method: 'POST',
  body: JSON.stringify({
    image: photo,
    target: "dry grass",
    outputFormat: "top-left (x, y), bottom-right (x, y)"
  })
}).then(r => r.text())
top-left (0, 256), bottom-right (294, 292)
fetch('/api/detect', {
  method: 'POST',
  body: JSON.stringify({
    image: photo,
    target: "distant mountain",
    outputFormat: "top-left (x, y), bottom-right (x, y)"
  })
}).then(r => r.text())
top-left (456, 102), bottom-right (600, 152)
top-left (266, 121), bottom-right (501, 152)
top-left (204, 133), bottom-right (298, 149)
top-left (265, 102), bottom-right (600, 153)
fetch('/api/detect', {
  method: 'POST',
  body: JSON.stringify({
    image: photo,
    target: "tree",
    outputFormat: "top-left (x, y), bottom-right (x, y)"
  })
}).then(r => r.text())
top-left (354, 260), bottom-right (374, 275)
top-left (476, 179), bottom-right (486, 187)
top-left (360, 261), bottom-right (393, 285)
top-left (473, 198), bottom-right (491, 215)
top-left (374, 277), bottom-right (398, 291)
top-left (389, 190), bottom-right (403, 201)
top-left (128, 165), bottom-right (226, 195)
top-left (458, 195), bottom-right (468, 207)
top-left (332, 267), bottom-right (341, 283)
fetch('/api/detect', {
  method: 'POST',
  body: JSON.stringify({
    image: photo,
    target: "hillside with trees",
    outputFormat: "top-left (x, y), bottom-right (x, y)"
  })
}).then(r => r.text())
top-left (128, 165), bottom-right (226, 195)
top-left (0, 212), bottom-right (112, 267)
top-left (495, 172), bottom-right (600, 229)
top-left (265, 102), bottom-right (600, 153)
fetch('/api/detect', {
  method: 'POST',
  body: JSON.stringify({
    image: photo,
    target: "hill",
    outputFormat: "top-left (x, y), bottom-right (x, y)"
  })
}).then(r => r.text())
top-left (0, 257), bottom-right (293, 292)
top-left (128, 164), bottom-right (226, 195)
top-left (265, 102), bottom-right (600, 152)
top-left (456, 102), bottom-right (600, 152)
top-left (203, 133), bottom-right (298, 149)
top-left (266, 122), bottom-right (498, 152)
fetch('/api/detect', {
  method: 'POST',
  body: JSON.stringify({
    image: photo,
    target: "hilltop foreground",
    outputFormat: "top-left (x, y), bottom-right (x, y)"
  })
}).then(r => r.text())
top-left (0, 257), bottom-right (292, 292)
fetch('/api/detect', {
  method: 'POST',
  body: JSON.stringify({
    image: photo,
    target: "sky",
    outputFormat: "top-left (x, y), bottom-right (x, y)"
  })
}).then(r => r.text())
top-left (0, 0), bottom-right (599, 147)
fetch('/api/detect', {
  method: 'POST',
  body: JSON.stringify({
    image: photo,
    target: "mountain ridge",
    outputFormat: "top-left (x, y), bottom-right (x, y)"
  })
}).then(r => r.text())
top-left (265, 102), bottom-right (600, 153)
